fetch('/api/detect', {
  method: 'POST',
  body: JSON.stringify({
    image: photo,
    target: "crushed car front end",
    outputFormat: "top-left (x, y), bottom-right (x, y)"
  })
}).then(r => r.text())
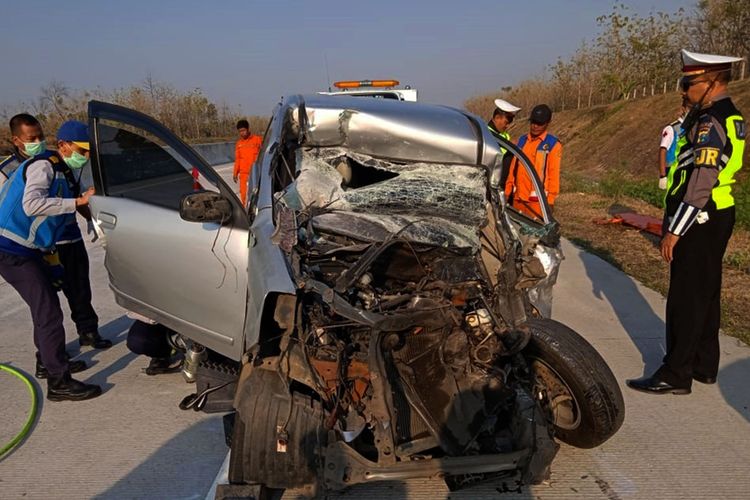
top-left (229, 95), bottom-right (622, 497)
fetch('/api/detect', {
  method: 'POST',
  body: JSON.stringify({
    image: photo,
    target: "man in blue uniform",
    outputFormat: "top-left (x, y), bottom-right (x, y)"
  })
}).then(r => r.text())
top-left (627, 50), bottom-right (745, 395)
top-left (45, 120), bottom-right (111, 350)
top-left (126, 319), bottom-right (184, 375)
top-left (658, 102), bottom-right (688, 190)
top-left (5, 116), bottom-right (111, 375)
top-left (0, 119), bottom-right (102, 401)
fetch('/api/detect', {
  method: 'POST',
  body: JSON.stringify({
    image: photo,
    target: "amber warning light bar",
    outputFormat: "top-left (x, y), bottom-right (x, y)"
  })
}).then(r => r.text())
top-left (333, 80), bottom-right (400, 89)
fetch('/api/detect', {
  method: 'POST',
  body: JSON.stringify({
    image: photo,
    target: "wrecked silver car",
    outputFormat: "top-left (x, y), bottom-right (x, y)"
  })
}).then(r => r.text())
top-left (86, 95), bottom-right (623, 498)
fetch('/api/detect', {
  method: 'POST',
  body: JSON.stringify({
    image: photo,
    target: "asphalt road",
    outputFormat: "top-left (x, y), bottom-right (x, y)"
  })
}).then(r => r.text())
top-left (1, 164), bottom-right (750, 499)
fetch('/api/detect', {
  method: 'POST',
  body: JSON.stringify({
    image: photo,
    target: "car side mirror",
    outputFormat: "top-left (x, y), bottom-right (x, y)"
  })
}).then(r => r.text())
top-left (179, 191), bottom-right (233, 224)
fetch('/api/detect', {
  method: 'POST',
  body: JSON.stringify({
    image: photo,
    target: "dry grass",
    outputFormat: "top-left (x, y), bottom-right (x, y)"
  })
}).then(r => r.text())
top-left (520, 79), bottom-right (750, 346)
top-left (507, 79), bottom-right (750, 180)
top-left (556, 191), bottom-right (750, 345)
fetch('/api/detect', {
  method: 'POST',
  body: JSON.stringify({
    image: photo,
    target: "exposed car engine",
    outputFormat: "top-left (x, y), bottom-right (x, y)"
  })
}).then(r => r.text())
top-left (267, 147), bottom-right (563, 490)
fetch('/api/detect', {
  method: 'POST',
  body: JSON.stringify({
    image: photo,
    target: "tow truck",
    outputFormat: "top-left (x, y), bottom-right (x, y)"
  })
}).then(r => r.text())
top-left (319, 79), bottom-right (418, 101)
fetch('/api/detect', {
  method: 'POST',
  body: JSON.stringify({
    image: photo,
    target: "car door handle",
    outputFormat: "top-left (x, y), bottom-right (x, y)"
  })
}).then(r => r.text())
top-left (98, 212), bottom-right (117, 230)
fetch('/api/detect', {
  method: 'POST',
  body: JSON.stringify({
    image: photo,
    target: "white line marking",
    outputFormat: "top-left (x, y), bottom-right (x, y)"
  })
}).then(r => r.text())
top-left (205, 450), bottom-right (231, 500)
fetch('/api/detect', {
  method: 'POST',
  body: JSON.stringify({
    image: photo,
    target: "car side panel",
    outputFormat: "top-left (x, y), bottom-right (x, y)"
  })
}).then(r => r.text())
top-left (242, 106), bottom-right (297, 350)
top-left (90, 195), bottom-right (250, 359)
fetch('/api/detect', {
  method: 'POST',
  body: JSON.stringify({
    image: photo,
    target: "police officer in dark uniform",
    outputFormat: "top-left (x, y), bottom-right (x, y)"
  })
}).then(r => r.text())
top-left (6, 116), bottom-right (111, 375)
top-left (0, 119), bottom-right (102, 401)
top-left (488, 99), bottom-right (521, 190)
top-left (487, 98), bottom-right (521, 153)
top-left (627, 50), bottom-right (745, 395)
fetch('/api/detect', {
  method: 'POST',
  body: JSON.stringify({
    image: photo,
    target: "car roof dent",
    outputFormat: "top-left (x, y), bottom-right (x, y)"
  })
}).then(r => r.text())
top-left (295, 95), bottom-right (499, 166)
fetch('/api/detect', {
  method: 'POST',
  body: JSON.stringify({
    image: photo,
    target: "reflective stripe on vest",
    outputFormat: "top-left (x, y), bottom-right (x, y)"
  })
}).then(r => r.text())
top-left (517, 133), bottom-right (559, 183)
top-left (488, 124), bottom-right (511, 155)
top-left (664, 133), bottom-right (688, 207)
top-left (0, 157), bottom-right (72, 251)
top-left (664, 120), bottom-right (682, 168)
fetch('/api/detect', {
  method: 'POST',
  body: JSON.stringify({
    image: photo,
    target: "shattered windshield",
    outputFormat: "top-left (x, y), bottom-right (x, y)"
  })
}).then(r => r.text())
top-left (278, 147), bottom-right (487, 248)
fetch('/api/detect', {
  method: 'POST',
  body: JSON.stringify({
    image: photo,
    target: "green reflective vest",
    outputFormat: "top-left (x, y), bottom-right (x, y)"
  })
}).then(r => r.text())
top-left (665, 101), bottom-right (745, 213)
top-left (714, 114), bottom-right (745, 209)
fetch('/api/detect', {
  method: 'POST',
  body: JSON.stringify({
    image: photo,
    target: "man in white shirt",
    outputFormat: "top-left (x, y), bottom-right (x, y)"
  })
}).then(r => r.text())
top-left (658, 103), bottom-right (689, 190)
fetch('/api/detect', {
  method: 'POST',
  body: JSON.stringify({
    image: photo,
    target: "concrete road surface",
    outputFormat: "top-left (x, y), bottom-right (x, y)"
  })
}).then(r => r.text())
top-left (1, 167), bottom-right (749, 499)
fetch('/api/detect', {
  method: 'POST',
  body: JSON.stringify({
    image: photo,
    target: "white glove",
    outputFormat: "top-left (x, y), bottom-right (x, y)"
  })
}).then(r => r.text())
top-left (86, 219), bottom-right (99, 243)
top-left (658, 176), bottom-right (667, 190)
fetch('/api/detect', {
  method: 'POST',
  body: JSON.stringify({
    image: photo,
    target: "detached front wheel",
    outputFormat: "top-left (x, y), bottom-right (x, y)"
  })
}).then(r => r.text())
top-left (524, 319), bottom-right (624, 449)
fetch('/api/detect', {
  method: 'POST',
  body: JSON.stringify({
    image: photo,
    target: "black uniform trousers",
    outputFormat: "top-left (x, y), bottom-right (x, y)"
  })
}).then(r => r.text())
top-left (0, 250), bottom-right (69, 376)
top-left (57, 239), bottom-right (99, 336)
top-left (658, 206), bottom-right (735, 386)
top-left (126, 320), bottom-right (173, 358)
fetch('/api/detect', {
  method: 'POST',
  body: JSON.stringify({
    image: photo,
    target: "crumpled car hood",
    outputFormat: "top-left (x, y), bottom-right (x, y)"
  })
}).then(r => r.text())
top-left (281, 147), bottom-right (486, 248)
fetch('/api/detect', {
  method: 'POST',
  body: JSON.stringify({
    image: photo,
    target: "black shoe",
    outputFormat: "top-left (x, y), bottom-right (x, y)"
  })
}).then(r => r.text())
top-left (145, 355), bottom-right (184, 376)
top-left (626, 375), bottom-right (691, 395)
top-left (36, 358), bottom-right (87, 379)
top-left (47, 372), bottom-right (102, 401)
top-left (79, 331), bottom-right (112, 349)
top-left (693, 373), bottom-right (717, 385)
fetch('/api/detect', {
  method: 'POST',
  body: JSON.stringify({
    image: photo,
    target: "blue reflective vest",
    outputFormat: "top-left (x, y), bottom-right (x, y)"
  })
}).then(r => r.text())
top-left (0, 153), bottom-right (21, 182)
top-left (664, 120), bottom-right (682, 170)
top-left (0, 152), bottom-right (75, 256)
top-left (56, 167), bottom-right (84, 244)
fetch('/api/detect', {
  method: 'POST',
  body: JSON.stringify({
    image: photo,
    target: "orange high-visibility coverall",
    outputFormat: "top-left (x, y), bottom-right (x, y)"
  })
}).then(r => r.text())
top-left (504, 131), bottom-right (562, 219)
top-left (233, 135), bottom-right (263, 204)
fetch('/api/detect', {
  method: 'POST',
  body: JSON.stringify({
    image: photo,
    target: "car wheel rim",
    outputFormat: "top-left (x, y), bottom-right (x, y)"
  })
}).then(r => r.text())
top-left (529, 357), bottom-right (581, 431)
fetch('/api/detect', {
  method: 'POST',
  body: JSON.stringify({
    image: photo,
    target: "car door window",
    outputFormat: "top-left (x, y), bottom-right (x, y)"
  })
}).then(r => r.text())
top-left (96, 119), bottom-right (218, 210)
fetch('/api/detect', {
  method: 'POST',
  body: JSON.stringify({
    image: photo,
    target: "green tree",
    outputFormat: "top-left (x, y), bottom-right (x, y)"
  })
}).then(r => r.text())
top-left (1, 77), bottom-right (262, 153)
top-left (691, 0), bottom-right (750, 75)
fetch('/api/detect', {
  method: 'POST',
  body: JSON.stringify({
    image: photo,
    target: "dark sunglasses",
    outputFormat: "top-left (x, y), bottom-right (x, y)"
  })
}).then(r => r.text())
top-left (680, 77), bottom-right (708, 92)
top-left (504, 113), bottom-right (515, 123)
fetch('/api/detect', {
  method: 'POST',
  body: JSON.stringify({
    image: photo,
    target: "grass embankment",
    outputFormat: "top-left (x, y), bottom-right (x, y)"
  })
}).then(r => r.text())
top-left (511, 80), bottom-right (750, 344)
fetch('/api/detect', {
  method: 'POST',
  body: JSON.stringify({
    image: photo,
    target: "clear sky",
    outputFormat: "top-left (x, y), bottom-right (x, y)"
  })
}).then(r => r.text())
top-left (1, 0), bottom-right (695, 115)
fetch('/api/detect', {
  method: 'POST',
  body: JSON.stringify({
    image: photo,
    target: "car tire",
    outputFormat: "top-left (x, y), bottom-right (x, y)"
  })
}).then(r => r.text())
top-left (524, 318), bottom-right (624, 449)
top-left (228, 367), bottom-right (327, 494)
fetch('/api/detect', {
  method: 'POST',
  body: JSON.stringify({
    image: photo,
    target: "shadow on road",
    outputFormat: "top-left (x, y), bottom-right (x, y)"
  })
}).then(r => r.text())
top-left (66, 314), bottom-right (133, 355)
top-left (84, 351), bottom-right (139, 393)
top-left (575, 244), bottom-right (665, 376)
top-left (718, 358), bottom-right (750, 423)
top-left (67, 315), bottom-right (137, 392)
top-left (94, 416), bottom-right (227, 499)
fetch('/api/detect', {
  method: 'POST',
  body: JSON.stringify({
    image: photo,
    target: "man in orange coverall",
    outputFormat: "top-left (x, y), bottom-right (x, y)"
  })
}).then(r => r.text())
top-left (233, 119), bottom-right (262, 205)
top-left (504, 104), bottom-right (562, 220)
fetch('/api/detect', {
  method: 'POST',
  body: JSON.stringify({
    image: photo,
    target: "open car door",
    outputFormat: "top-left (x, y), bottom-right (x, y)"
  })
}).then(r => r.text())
top-left (87, 100), bottom-right (250, 359)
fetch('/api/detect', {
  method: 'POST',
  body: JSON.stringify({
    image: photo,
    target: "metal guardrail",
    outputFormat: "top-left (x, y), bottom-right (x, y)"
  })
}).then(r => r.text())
top-left (190, 141), bottom-right (235, 166)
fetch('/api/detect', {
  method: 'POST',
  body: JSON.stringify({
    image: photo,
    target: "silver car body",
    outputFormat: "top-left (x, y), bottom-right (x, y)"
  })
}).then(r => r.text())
top-left (87, 95), bottom-right (552, 361)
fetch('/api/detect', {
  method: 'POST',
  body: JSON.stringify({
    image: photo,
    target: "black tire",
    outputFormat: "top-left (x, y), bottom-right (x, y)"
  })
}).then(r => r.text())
top-left (524, 318), bottom-right (624, 449)
top-left (229, 367), bottom-right (327, 492)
